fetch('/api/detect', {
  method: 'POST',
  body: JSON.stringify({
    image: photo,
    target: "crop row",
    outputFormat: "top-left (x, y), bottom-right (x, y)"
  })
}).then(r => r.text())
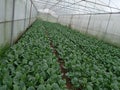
top-left (0, 20), bottom-right (67, 90)
top-left (42, 21), bottom-right (120, 90)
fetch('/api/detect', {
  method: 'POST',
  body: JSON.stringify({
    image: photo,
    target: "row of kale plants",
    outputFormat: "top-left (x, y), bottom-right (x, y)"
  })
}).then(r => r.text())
top-left (0, 20), bottom-right (67, 90)
top-left (42, 21), bottom-right (120, 90)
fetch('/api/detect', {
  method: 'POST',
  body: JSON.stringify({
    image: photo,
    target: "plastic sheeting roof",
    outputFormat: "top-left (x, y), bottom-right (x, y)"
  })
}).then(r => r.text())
top-left (32, 0), bottom-right (120, 16)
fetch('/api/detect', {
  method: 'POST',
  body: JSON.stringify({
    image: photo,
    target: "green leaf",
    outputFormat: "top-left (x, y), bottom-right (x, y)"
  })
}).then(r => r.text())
top-left (13, 84), bottom-right (19, 90)
top-left (19, 81), bottom-right (26, 90)
top-left (27, 86), bottom-right (35, 90)
top-left (0, 85), bottom-right (7, 90)
top-left (46, 84), bottom-right (52, 90)
top-left (39, 77), bottom-right (44, 84)
top-left (37, 85), bottom-right (46, 90)
top-left (29, 62), bottom-right (33, 66)
top-left (35, 73), bottom-right (39, 80)
top-left (87, 85), bottom-right (93, 90)
top-left (52, 83), bottom-right (60, 90)
top-left (71, 77), bottom-right (80, 88)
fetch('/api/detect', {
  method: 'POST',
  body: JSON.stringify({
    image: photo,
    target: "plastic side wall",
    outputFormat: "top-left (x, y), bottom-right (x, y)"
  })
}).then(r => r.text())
top-left (58, 14), bottom-right (120, 47)
top-left (0, 0), bottom-right (37, 47)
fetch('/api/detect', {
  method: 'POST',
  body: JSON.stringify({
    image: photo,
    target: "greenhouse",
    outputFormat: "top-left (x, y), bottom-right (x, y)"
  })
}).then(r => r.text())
top-left (0, 0), bottom-right (120, 90)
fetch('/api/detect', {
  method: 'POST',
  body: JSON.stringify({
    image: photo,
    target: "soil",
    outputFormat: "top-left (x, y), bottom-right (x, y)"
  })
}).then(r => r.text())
top-left (50, 40), bottom-right (74, 90)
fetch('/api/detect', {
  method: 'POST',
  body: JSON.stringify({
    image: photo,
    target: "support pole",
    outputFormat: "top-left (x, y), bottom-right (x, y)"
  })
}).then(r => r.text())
top-left (86, 14), bottom-right (92, 34)
top-left (4, 0), bottom-right (7, 43)
top-left (102, 0), bottom-right (112, 40)
top-left (24, 0), bottom-right (28, 30)
top-left (69, 14), bottom-right (73, 28)
top-left (103, 14), bottom-right (111, 40)
top-left (29, 2), bottom-right (32, 25)
top-left (47, 13), bottom-right (49, 21)
top-left (10, 0), bottom-right (15, 46)
top-left (57, 16), bottom-right (59, 23)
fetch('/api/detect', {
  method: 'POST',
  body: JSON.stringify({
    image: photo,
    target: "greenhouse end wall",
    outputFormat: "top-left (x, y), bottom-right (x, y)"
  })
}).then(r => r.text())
top-left (38, 13), bottom-right (58, 23)
top-left (58, 13), bottom-right (120, 47)
top-left (0, 0), bottom-right (37, 47)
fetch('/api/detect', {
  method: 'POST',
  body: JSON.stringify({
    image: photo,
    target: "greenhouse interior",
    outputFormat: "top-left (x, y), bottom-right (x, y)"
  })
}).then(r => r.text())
top-left (0, 0), bottom-right (120, 90)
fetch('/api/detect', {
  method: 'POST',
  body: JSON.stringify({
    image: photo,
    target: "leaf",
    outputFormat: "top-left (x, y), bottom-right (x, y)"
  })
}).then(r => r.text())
top-left (0, 85), bottom-right (7, 90)
top-left (52, 83), bottom-right (60, 90)
top-left (19, 81), bottom-right (26, 90)
top-left (87, 85), bottom-right (93, 90)
top-left (29, 62), bottom-right (33, 66)
top-left (37, 85), bottom-right (46, 90)
top-left (39, 77), bottom-right (44, 84)
top-left (35, 73), bottom-right (39, 80)
top-left (71, 77), bottom-right (80, 88)
top-left (23, 59), bottom-right (28, 64)
top-left (13, 84), bottom-right (19, 90)
top-left (46, 84), bottom-right (52, 90)
top-left (43, 63), bottom-right (48, 70)
top-left (3, 75), bottom-right (12, 87)
top-left (27, 86), bottom-right (35, 90)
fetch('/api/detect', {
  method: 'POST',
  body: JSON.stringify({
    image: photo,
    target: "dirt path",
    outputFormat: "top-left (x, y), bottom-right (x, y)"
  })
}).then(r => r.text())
top-left (43, 26), bottom-right (81, 90)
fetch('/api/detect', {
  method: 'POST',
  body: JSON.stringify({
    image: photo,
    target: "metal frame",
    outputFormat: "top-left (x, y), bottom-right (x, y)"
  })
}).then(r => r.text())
top-left (52, 1), bottom-right (108, 13)
top-left (33, 1), bottom-right (107, 15)
top-left (35, 1), bottom-right (92, 13)
top-left (33, 0), bottom-right (120, 15)
top-left (34, 0), bottom-right (107, 13)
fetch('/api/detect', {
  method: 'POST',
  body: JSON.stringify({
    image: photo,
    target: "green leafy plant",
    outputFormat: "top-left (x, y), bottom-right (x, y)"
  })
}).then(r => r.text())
top-left (0, 20), bottom-right (67, 90)
top-left (42, 20), bottom-right (120, 89)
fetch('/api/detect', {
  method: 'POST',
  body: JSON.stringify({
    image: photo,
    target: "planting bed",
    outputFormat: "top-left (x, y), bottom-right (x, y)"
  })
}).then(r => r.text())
top-left (0, 20), bottom-right (67, 90)
top-left (0, 20), bottom-right (120, 90)
top-left (42, 21), bottom-right (120, 90)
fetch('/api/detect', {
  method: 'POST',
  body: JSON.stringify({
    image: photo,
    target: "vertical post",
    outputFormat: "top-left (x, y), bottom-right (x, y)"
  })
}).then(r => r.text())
top-left (10, 0), bottom-right (15, 46)
top-left (102, 0), bottom-right (112, 40)
top-left (102, 14), bottom-right (111, 40)
top-left (29, 2), bottom-right (32, 25)
top-left (86, 14), bottom-right (92, 34)
top-left (57, 16), bottom-right (59, 23)
top-left (30, 0), bottom-right (38, 20)
top-left (4, 0), bottom-right (7, 43)
top-left (77, 15), bottom-right (81, 29)
top-left (24, 0), bottom-right (28, 30)
top-left (36, 10), bottom-right (38, 20)
top-left (47, 13), bottom-right (49, 21)
top-left (69, 14), bottom-right (73, 28)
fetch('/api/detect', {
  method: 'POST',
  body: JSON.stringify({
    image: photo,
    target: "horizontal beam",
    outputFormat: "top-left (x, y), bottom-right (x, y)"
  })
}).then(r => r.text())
top-left (58, 11), bottom-right (120, 16)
